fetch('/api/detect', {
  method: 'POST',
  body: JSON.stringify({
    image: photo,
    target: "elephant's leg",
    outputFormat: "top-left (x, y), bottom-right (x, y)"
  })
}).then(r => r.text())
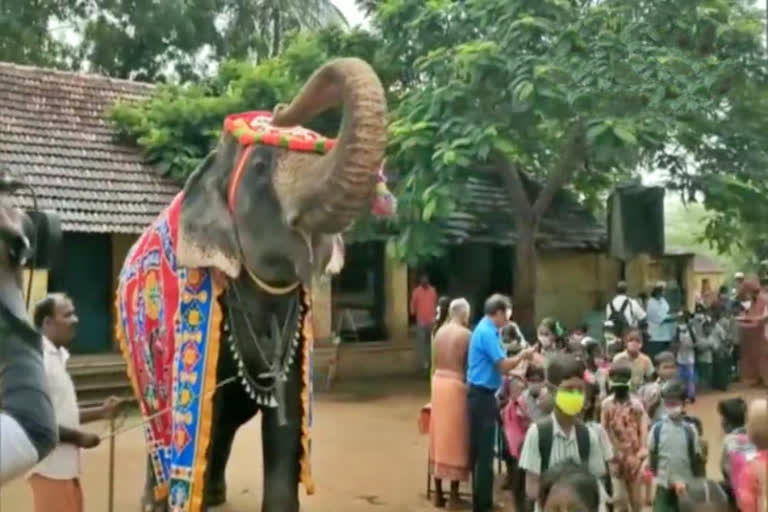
top-left (260, 389), bottom-right (302, 512)
top-left (142, 456), bottom-right (167, 512)
top-left (204, 377), bottom-right (258, 507)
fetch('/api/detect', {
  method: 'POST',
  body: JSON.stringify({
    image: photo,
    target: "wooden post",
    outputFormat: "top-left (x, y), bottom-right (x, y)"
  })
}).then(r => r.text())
top-left (108, 417), bottom-right (116, 512)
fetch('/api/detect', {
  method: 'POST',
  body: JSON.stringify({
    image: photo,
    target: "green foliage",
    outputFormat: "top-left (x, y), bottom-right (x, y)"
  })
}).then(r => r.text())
top-left (3, 0), bottom-right (349, 81)
top-left (0, 0), bottom-right (81, 67)
top-left (375, 0), bottom-right (768, 264)
top-left (109, 27), bottom-right (396, 184)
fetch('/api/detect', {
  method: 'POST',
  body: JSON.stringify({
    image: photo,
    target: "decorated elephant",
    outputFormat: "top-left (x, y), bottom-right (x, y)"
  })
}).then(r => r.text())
top-left (114, 58), bottom-right (392, 512)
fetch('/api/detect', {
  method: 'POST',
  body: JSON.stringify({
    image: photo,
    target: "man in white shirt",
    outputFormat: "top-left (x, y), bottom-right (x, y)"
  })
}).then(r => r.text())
top-left (605, 281), bottom-right (646, 330)
top-left (28, 294), bottom-right (121, 512)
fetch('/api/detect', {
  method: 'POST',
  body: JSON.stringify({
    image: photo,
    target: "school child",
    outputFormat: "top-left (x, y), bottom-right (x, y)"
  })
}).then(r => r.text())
top-left (497, 342), bottom-right (527, 496)
top-left (638, 351), bottom-right (678, 424)
top-left (612, 327), bottom-right (655, 392)
top-left (674, 312), bottom-right (697, 402)
top-left (536, 318), bottom-right (562, 364)
top-left (717, 398), bottom-right (754, 509)
top-left (710, 308), bottom-right (732, 391)
top-left (583, 381), bottom-right (614, 510)
top-left (519, 353), bottom-right (612, 512)
top-left (603, 320), bottom-right (623, 359)
top-left (601, 361), bottom-right (649, 512)
top-left (695, 313), bottom-right (725, 391)
top-left (569, 323), bottom-right (590, 346)
top-left (538, 460), bottom-right (602, 512)
top-left (736, 399), bottom-right (768, 512)
top-left (636, 351), bottom-right (678, 505)
top-left (648, 380), bottom-right (705, 512)
top-left (583, 338), bottom-right (610, 404)
top-left (500, 365), bottom-right (547, 511)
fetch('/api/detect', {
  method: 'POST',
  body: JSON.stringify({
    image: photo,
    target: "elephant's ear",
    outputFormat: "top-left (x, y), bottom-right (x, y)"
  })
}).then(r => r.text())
top-left (176, 151), bottom-right (241, 278)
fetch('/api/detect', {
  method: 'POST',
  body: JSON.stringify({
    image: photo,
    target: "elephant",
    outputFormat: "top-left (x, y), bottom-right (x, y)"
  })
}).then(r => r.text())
top-left (115, 57), bottom-right (389, 512)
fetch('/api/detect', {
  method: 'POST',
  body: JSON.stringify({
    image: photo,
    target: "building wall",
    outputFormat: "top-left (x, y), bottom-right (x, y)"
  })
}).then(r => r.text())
top-left (22, 268), bottom-right (49, 317)
top-left (311, 275), bottom-right (333, 343)
top-left (688, 271), bottom-right (725, 311)
top-left (536, 250), bottom-right (622, 328)
top-left (384, 257), bottom-right (409, 346)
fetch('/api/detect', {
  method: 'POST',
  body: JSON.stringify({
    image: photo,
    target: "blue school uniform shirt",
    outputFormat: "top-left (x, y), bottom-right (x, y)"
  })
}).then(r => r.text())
top-left (467, 316), bottom-right (506, 390)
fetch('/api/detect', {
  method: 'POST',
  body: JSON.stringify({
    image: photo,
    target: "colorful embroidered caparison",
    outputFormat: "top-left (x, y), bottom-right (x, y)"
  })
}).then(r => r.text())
top-left (115, 192), bottom-right (315, 512)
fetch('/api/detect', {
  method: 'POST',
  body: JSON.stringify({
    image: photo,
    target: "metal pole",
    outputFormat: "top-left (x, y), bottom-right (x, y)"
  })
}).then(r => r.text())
top-left (108, 416), bottom-right (116, 512)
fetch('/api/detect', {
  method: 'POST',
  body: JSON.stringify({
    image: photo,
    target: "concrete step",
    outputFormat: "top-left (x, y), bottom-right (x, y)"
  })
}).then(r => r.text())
top-left (68, 354), bottom-right (133, 408)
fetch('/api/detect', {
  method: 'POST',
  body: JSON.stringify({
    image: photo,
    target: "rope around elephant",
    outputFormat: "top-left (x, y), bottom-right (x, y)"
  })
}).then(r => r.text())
top-left (97, 376), bottom-right (238, 441)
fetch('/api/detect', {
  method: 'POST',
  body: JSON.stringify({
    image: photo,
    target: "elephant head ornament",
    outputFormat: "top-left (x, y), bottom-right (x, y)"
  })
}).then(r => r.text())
top-left (176, 57), bottom-right (389, 286)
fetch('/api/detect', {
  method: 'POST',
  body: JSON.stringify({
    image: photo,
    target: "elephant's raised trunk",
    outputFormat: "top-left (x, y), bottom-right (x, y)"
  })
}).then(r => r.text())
top-left (272, 58), bottom-right (387, 234)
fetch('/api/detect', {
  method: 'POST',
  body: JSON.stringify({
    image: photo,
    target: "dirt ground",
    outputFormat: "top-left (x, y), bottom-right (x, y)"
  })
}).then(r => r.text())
top-left (1, 379), bottom-right (764, 512)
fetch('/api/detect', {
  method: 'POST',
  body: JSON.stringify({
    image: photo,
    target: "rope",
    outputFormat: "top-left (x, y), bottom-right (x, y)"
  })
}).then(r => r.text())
top-left (97, 376), bottom-right (237, 441)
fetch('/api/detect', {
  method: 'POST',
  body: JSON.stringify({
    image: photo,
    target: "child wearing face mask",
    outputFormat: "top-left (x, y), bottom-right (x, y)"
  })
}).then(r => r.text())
top-left (536, 318), bottom-right (562, 364)
top-left (612, 328), bottom-right (655, 392)
top-left (648, 380), bottom-right (705, 512)
top-left (636, 351), bottom-right (679, 506)
top-left (675, 312), bottom-right (697, 403)
top-left (500, 365), bottom-right (547, 511)
top-left (583, 381), bottom-right (614, 510)
top-left (695, 313), bottom-right (724, 392)
top-left (519, 353), bottom-right (612, 512)
top-left (717, 398), bottom-right (754, 509)
top-left (638, 351), bottom-right (678, 423)
top-left (601, 362), bottom-right (649, 512)
top-left (583, 339), bottom-right (610, 405)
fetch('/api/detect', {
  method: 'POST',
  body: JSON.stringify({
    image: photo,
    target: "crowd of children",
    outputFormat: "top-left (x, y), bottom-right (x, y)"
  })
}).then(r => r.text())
top-left (497, 315), bottom-right (767, 512)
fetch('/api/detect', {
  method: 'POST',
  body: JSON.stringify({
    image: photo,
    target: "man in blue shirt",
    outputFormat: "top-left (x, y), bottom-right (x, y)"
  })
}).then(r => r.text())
top-left (467, 294), bottom-right (534, 512)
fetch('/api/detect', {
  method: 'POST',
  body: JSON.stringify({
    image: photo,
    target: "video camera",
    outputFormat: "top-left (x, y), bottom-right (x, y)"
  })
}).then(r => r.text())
top-left (0, 172), bottom-right (62, 270)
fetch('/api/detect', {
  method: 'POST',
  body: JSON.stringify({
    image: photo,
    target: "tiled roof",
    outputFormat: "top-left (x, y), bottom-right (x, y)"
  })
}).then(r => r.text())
top-left (0, 62), bottom-right (179, 233)
top-left (441, 169), bottom-right (606, 250)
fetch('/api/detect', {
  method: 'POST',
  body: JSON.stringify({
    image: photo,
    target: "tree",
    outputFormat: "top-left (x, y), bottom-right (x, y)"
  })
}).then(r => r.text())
top-left (0, 0), bottom-right (81, 67)
top-left (75, 0), bottom-right (348, 81)
top-left (376, 0), bottom-right (768, 328)
top-left (109, 27), bottom-right (397, 182)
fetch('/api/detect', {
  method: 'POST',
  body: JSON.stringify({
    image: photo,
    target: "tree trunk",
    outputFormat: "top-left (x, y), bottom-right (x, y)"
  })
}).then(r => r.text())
top-left (513, 221), bottom-right (538, 333)
top-left (271, 8), bottom-right (281, 58)
top-left (496, 120), bottom-right (587, 334)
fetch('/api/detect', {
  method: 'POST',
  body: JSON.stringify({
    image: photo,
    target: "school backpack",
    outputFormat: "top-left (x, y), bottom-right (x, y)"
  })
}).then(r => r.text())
top-left (650, 418), bottom-right (705, 477)
top-left (538, 418), bottom-right (591, 473)
top-left (725, 431), bottom-right (754, 492)
top-left (608, 298), bottom-right (631, 334)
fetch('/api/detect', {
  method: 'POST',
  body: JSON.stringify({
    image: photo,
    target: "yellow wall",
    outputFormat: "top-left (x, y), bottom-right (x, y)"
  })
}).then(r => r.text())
top-left (110, 234), bottom-right (138, 350)
top-left (311, 275), bottom-right (332, 344)
top-left (687, 271), bottom-right (725, 312)
top-left (535, 251), bottom-right (621, 327)
top-left (22, 268), bottom-right (49, 317)
top-left (384, 257), bottom-right (410, 346)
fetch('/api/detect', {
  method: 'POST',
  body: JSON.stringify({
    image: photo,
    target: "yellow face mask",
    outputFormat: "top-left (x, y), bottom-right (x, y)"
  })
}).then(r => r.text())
top-left (555, 390), bottom-right (585, 416)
